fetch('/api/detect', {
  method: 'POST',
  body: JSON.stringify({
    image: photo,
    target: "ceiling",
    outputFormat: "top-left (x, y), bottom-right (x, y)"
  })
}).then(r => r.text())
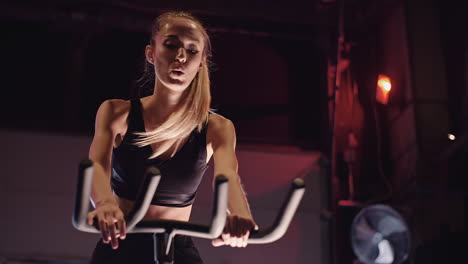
top-left (1, 0), bottom-right (404, 40)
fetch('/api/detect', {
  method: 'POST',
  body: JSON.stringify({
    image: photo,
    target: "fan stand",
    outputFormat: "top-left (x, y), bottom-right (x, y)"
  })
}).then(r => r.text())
top-left (338, 132), bottom-right (363, 208)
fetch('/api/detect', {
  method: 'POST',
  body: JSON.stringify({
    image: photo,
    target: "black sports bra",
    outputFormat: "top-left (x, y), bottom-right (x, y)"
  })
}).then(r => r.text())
top-left (111, 99), bottom-right (209, 207)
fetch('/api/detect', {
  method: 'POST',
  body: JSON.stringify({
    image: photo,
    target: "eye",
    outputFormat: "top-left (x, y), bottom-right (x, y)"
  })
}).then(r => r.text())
top-left (164, 42), bottom-right (178, 49)
top-left (188, 49), bottom-right (199, 55)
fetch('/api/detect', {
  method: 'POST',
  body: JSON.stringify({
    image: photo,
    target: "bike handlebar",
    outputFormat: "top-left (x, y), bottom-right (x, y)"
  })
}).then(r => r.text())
top-left (72, 159), bottom-right (305, 249)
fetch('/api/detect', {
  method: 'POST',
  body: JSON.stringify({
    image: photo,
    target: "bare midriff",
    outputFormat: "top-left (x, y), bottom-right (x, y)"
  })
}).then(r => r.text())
top-left (116, 195), bottom-right (192, 222)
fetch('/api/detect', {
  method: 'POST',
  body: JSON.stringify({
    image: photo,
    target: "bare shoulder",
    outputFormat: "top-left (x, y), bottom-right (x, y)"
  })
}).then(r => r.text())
top-left (207, 113), bottom-right (236, 147)
top-left (95, 99), bottom-right (131, 133)
top-left (207, 112), bottom-right (235, 132)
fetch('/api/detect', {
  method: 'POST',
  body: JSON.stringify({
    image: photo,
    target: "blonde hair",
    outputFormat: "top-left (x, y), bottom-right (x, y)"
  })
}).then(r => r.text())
top-left (133, 11), bottom-right (212, 159)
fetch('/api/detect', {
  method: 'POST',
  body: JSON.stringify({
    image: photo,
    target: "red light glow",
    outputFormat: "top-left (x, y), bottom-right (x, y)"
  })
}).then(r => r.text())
top-left (378, 75), bottom-right (392, 92)
top-left (376, 74), bottom-right (392, 104)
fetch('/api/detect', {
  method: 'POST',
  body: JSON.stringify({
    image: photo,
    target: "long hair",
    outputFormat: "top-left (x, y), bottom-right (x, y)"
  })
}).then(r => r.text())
top-left (133, 11), bottom-right (212, 159)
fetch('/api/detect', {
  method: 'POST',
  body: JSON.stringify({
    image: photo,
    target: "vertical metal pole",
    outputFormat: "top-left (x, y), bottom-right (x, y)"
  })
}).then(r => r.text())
top-left (154, 233), bottom-right (174, 264)
top-left (330, 0), bottom-right (345, 200)
top-left (330, 0), bottom-right (345, 264)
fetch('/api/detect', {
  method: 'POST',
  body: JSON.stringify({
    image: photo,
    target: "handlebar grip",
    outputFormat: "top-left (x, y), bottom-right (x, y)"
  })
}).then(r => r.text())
top-left (72, 159), bottom-right (96, 233)
top-left (247, 178), bottom-right (305, 244)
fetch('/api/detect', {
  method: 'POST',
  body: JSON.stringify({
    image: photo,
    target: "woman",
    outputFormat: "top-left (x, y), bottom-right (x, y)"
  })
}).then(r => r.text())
top-left (86, 11), bottom-right (257, 264)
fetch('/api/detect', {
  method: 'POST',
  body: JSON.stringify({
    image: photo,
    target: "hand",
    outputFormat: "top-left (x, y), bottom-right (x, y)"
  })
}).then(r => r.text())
top-left (212, 215), bottom-right (258, 248)
top-left (87, 201), bottom-right (127, 249)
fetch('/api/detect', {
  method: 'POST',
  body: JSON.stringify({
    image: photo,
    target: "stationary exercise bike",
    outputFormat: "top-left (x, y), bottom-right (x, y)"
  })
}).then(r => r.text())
top-left (72, 159), bottom-right (305, 264)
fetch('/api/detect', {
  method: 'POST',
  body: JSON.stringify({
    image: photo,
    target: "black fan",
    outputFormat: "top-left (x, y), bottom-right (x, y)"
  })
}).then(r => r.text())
top-left (351, 204), bottom-right (411, 264)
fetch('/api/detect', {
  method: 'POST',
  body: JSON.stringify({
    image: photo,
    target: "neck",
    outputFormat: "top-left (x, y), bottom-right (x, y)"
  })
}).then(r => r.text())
top-left (146, 80), bottom-right (187, 121)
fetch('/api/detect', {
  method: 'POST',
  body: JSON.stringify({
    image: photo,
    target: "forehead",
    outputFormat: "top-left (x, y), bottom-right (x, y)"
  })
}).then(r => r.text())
top-left (157, 17), bottom-right (204, 44)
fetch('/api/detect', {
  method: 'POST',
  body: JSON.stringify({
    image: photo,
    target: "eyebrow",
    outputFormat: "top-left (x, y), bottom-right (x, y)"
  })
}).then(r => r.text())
top-left (164, 34), bottom-right (201, 44)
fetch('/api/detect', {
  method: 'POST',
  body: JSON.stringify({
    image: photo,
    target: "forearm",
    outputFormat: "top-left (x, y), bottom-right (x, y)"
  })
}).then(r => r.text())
top-left (224, 171), bottom-right (255, 221)
top-left (89, 161), bottom-right (117, 208)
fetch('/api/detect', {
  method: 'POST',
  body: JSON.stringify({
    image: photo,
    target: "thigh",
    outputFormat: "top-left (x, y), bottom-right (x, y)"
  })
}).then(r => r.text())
top-left (89, 233), bottom-right (155, 264)
top-left (174, 236), bottom-right (204, 264)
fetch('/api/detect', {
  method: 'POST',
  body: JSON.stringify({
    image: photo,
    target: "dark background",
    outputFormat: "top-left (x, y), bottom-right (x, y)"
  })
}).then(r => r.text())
top-left (0, 1), bottom-right (338, 151)
top-left (1, 0), bottom-right (467, 263)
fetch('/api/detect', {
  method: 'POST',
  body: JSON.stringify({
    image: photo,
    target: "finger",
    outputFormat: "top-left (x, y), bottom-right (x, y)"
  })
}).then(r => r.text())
top-left (236, 234), bottom-right (245, 248)
top-left (102, 222), bottom-right (110, 243)
top-left (221, 232), bottom-right (231, 244)
top-left (242, 230), bottom-right (250, 247)
top-left (118, 217), bottom-right (126, 240)
top-left (106, 214), bottom-right (118, 246)
top-left (114, 211), bottom-right (126, 239)
top-left (97, 213), bottom-right (109, 243)
top-left (226, 231), bottom-right (238, 247)
top-left (109, 218), bottom-right (119, 249)
top-left (212, 238), bottom-right (225, 247)
top-left (229, 237), bottom-right (238, 247)
top-left (104, 214), bottom-right (114, 242)
top-left (235, 237), bottom-right (244, 248)
top-left (87, 211), bottom-right (95, 225)
top-left (242, 239), bottom-right (248, 247)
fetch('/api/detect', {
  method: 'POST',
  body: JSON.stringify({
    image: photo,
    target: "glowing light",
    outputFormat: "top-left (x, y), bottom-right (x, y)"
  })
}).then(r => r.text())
top-left (448, 134), bottom-right (456, 140)
top-left (376, 74), bottom-right (392, 105)
top-left (378, 75), bottom-right (392, 92)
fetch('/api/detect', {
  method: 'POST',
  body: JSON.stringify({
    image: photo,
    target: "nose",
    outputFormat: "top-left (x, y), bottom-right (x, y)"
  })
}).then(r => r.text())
top-left (175, 48), bottom-right (187, 63)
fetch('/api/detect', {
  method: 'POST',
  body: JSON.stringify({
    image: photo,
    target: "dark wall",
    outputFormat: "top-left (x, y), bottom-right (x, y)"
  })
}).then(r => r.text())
top-left (328, 0), bottom-right (467, 263)
top-left (0, 6), bottom-right (329, 151)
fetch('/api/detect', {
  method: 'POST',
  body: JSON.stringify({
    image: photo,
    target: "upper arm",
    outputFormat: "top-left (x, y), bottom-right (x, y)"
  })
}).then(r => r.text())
top-left (88, 100), bottom-right (124, 175)
top-left (208, 115), bottom-right (239, 180)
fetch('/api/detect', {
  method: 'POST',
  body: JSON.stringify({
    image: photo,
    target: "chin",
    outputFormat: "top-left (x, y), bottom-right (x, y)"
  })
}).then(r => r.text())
top-left (166, 81), bottom-right (190, 92)
top-left (157, 76), bottom-right (192, 92)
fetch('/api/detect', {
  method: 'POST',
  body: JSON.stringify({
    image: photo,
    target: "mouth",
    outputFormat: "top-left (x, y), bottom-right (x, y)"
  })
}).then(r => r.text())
top-left (169, 70), bottom-right (184, 77)
top-left (170, 69), bottom-right (185, 76)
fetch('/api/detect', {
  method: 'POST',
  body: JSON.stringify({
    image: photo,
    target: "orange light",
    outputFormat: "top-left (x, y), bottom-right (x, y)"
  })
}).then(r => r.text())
top-left (376, 74), bottom-right (392, 104)
top-left (379, 77), bottom-right (391, 92)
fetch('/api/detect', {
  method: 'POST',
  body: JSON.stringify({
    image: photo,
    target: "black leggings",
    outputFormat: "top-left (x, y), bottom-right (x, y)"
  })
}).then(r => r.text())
top-left (89, 233), bottom-right (204, 264)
